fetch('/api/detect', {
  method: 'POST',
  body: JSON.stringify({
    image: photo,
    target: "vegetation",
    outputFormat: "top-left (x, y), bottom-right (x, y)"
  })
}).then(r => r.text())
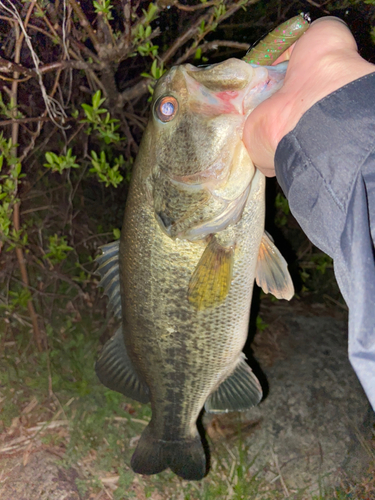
top-left (0, 0), bottom-right (375, 498)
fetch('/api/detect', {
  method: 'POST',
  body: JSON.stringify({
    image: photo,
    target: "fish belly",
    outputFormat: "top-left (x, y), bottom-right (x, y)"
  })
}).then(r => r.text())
top-left (119, 168), bottom-right (265, 439)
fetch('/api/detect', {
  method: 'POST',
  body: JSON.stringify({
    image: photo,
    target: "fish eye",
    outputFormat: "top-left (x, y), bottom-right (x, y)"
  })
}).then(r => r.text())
top-left (155, 96), bottom-right (178, 122)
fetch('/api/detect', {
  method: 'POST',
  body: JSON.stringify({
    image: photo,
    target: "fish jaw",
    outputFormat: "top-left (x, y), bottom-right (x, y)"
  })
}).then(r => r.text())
top-left (184, 58), bottom-right (288, 117)
top-left (148, 58), bottom-right (287, 241)
top-left (243, 61), bottom-right (288, 111)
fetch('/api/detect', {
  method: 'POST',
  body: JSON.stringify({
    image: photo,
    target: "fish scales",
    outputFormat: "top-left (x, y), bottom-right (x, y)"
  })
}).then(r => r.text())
top-left (96, 14), bottom-right (310, 481)
top-left (121, 149), bottom-right (265, 439)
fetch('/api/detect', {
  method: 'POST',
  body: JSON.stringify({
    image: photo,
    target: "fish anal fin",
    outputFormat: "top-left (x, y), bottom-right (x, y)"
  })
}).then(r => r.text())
top-left (188, 237), bottom-right (234, 311)
top-left (204, 354), bottom-right (262, 414)
top-left (255, 232), bottom-right (294, 300)
top-left (95, 327), bottom-right (150, 404)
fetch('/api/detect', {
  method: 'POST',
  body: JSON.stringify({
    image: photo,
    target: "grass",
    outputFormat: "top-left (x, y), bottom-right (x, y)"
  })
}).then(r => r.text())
top-left (0, 311), bottom-right (374, 500)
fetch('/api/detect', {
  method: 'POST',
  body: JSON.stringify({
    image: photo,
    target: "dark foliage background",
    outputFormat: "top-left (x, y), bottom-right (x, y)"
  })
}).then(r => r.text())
top-left (0, 0), bottom-right (374, 353)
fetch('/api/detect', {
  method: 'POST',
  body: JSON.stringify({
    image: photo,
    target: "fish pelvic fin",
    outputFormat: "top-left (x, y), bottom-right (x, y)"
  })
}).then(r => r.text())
top-left (96, 240), bottom-right (122, 319)
top-left (255, 231), bottom-right (294, 300)
top-left (131, 424), bottom-right (207, 481)
top-left (188, 236), bottom-right (234, 311)
top-left (205, 354), bottom-right (262, 413)
top-left (95, 327), bottom-right (150, 404)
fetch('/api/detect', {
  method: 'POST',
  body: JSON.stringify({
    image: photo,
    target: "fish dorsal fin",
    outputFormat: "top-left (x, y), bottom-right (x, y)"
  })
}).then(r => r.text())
top-left (205, 354), bottom-right (262, 413)
top-left (95, 327), bottom-right (150, 404)
top-left (96, 240), bottom-right (122, 319)
top-left (188, 237), bottom-right (234, 311)
top-left (255, 232), bottom-right (294, 300)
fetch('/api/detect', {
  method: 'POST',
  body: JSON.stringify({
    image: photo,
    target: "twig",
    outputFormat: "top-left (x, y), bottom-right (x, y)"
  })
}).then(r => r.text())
top-left (68, 0), bottom-right (100, 54)
top-left (175, 1), bottom-right (220, 11)
top-left (271, 448), bottom-right (290, 497)
top-left (0, 57), bottom-right (35, 77)
top-left (119, 79), bottom-right (150, 104)
top-left (34, 2), bottom-right (60, 40)
top-left (174, 1), bottom-right (259, 65)
top-left (197, 39), bottom-right (249, 54)
top-left (103, 26), bottom-right (160, 64)
top-left (6, 11), bottom-right (45, 353)
top-left (0, 0), bottom-right (68, 129)
top-left (160, 9), bottom-right (214, 64)
top-left (124, 111), bottom-right (147, 131)
top-left (106, 416), bottom-right (150, 425)
top-left (0, 15), bottom-right (100, 66)
top-left (19, 119), bottom-right (43, 163)
top-left (118, 112), bottom-right (138, 156)
top-left (305, 0), bottom-right (330, 13)
top-left (0, 420), bottom-right (70, 454)
top-left (0, 116), bottom-right (50, 126)
top-left (122, 0), bottom-right (131, 47)
top-left (322, 294), bottom-right (348, 311)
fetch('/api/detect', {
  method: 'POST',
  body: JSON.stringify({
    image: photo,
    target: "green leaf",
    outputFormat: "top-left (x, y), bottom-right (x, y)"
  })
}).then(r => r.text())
top-left (45, 152), bottom-right (55, 164)
top-left (150, 59), bottom-right (158, 79)
top-left (256, 315), bottom-right (268, 332)
top-left (92, 90), bottom-right (102, 109)
top-left (15, 162), bottom-right (22, 177)
top-left (81, 104), bottom-right (94, 121)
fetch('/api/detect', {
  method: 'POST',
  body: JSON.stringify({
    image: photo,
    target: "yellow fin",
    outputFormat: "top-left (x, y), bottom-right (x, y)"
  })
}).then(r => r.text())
top-left (255, 232), bottom-right (294, 300)
top-left (188, 238), bottom-right (234, 311)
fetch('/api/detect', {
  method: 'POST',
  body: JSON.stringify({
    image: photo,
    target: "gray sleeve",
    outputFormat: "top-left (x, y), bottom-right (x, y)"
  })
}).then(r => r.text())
top-left (274, 72), bottom-right (375, 411)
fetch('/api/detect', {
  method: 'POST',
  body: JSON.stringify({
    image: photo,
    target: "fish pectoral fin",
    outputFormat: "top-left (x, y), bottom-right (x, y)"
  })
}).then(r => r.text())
top-left (188, 237), bottom-right (234, 311)
top-left (96, 240), bottom-right (122, 319)
top-left (255, 231), bottom-right (294, 300)
top-left (204, 354), bottom-right (262, 414)
top-left (95, 327), bottom-right (150, 404)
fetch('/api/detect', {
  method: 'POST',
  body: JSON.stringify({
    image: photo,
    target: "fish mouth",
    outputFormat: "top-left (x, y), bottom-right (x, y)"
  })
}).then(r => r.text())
top-left (184, 59), bottom-right (288, 116)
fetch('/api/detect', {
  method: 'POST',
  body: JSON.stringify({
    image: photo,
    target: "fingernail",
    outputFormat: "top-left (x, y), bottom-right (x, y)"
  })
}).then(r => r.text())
top-left (311, 16), bottom-right (348, 27)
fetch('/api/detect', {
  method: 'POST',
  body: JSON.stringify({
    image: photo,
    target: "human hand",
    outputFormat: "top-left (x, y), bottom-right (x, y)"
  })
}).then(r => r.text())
top-left (244, 17), bottom-right (375, 177)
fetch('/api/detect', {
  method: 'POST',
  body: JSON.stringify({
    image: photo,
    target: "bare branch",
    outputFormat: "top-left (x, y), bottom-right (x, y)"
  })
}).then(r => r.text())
top-left (68, 0), bottom-right (100, 54)
top-left (122, 0), bottom-right (132, 47)
top-left (175, 1), bottom-right (220, 11)
top-left (0, 0), bottom-right (68, 128)
top-left (0, 116), bottom-right (51, 126)
top-left (198, 39), bottom-right (249, 54)
top-left (119, 79), bottom-right (151, 105)
top-left (6, 15), bottom-right (45, 352)
top-left (0, 57), bottom-right (36, 78)
top-left (160, 10), bottom-right (213, 64)
top-left (174, 1), bottom-right (260, 65)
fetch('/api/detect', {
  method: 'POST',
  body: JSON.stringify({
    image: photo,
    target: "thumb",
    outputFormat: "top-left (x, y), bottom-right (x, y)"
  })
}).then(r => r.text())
top-left (243, 91), bottom-right (282, 177)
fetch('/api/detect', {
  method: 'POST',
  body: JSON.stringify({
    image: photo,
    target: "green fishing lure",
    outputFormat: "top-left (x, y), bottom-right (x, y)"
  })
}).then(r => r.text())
top-left (244, 13), bottom-right (311, 66)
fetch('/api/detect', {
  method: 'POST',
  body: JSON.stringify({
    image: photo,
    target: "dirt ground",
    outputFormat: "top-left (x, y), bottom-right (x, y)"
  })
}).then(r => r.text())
top-left (1, 299), bottom-right (374, 500)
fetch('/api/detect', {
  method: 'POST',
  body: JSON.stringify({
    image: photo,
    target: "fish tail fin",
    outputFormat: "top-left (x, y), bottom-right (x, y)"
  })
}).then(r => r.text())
top-left (131, 423), bottom-right (206, 480)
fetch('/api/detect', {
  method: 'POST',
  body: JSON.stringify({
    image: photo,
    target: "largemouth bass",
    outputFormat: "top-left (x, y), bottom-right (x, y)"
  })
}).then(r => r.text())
top-left (95, 16), bottom-right (310, 480)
